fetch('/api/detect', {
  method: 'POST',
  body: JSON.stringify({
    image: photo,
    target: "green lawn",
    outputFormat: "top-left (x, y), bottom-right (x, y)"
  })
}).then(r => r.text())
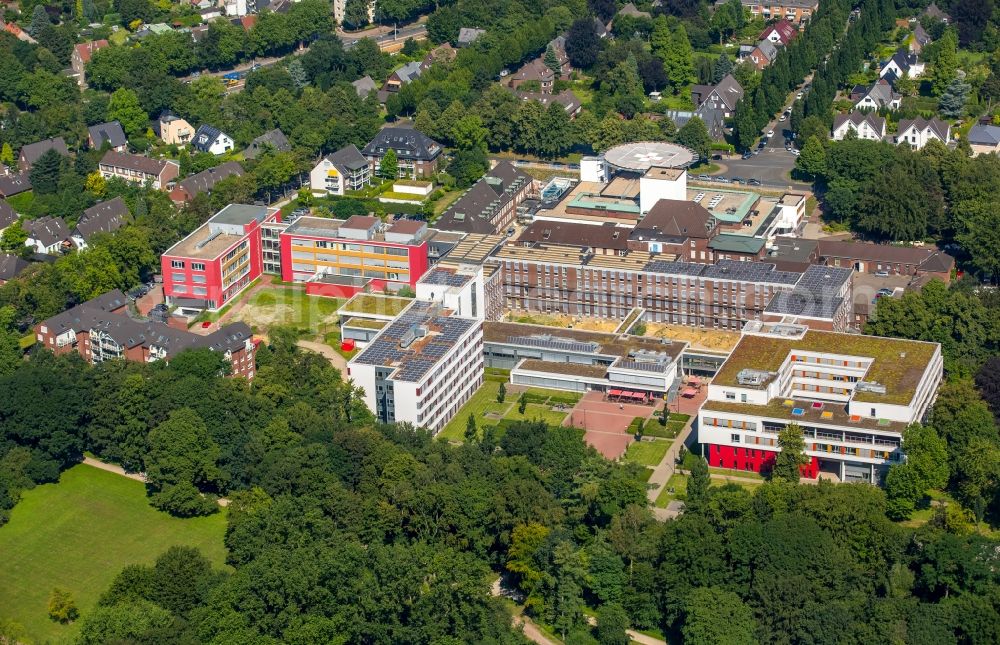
top-left (228, 286), bottom-right (343, 335)
top-left (624, 439), bottom-right (670, 467)
top-left (0, 464), bottom-right (227, 643)
top-left (708, 466), bottom-right (764, 481)
top-left (655, 473), bottom-right (688, 508)
top-left (436, 383), bottom-right (577, 442)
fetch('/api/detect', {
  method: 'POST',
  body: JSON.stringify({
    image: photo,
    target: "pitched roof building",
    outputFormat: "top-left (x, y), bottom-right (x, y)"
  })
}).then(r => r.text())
top-left (243, 128), bottom-right (290, 159)
top-left (832, 112), bottom-right (886, 141)
top-left (435, 161), bottom-right (534, 234)
top-left (18, 137), bottom-right (69, 171)
top-left (896, 117), bottom-right (950, 150)
top-left (191, 124), bottom-right (234, 155)
top-left (87, 121), bottom-right (128, 152)
top-left (966, 124), bottom-right (1000, 157)
top-left (98, 151), bottom-right (180, 190)
top-left (457, 27), bottom-right (485, 46)
top-left (852, 78), bottom-right (902, 111)
top-left (759, 19), bottom-right (797, 44)
top-left (24, 216), bottom-right (70, 253)
top-left (361, 127), bottom-right (442, 178)
top-left (168, 161), bottom-right (244, 203)
top-left (309, 144), bottom-right (372, 196)
top-left (72, 197), bottom-right (130, 248)
top-left (0, 200), bottom-right (16, 231)
top-left (0, 173), bottom-right (31, 198)
top-left (0, 253), bottom-right (29, 284)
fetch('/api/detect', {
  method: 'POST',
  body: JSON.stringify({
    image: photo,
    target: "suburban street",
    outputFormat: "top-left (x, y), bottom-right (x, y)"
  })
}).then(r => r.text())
top-left (338, 17), bottom-right (428, 50)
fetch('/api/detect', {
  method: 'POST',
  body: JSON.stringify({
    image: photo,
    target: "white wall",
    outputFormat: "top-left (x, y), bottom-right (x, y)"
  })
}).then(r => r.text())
top-left (639, 170), bottom-right (687, 214)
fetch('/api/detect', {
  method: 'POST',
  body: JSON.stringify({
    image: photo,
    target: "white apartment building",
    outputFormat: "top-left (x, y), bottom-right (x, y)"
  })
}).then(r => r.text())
top-left (348, 300), bottom-right (483, 433)
top-left (698, 322), bottom-right (943, 483)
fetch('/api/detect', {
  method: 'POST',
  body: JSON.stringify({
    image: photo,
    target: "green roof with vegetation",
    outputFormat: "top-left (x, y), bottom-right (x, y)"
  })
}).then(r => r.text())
top-left (339, 294), bottom-right (411, 316)
top-left (714, 330), bottom-right (938, 405)
top-left (342, 317), bottom-right (388, 330)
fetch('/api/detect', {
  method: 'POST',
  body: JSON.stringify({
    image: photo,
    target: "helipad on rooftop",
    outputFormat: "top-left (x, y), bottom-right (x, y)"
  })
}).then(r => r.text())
top-left (603, 141), bottom-right (697, 172)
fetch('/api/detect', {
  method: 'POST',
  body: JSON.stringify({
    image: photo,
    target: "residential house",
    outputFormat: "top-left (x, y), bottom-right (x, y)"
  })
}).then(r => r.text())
top-left (745, 40), bottom-right (778, 70)
top-left (191, 125), bottom-right (234, 155)
top-left (99, 151), bottom-right (180, 189)
top-left (691, 74), bottom-right (744, 139)
top-left (759, 19), bottom-right (797, 45)
top-left (352, 75), bottom-right (378, 98)
top-left (910, 24), bottom-right (931, 54)
top-left (457, 27), bottom-right (485, 46)
top-left (362, 127), bottom-right (442, 179)
top-left (309, 145), bottom-right (372, 196)
top-left (967, 124), bottom-right (1000, 156)
top-left (0, 253), bottom-right (29, 285)
top-left (513, 89), bottom-right (583, 118)
top-left (0, 200), bottom-right (15, 233)
top-left (0, 173), bottom-right (31, 198)
top-left (617, 2), bottom-right (651, 19)
top-left (880, 50), bottom-right (925, 81)
top-left (2, 21), bottom-right (37, 44)
top-left (24, 216), bottom-right (70, 254)
top-left (18, 137), bottom-right (69, 172)
top-left (724, 0), bottom-right (818, 24)
top-left (383, 61), bottom-right (424, 93)
top-left (169, 161), bottom-right (244, 203)
top-left (156, 113), bottom-right (195, 146)
top-left (34, 290), bottom-right (257, 378)
top-left (87, 121), bottom-right (128, 152)
top-left (852, 79), bottom-right (901, 111)
top-left (435, 161), bottom-right (534, 234)
top-left (546, 35), bottom-right (572, 76)
top-left (71, 39), bottom-right (109, 87)
top-left (508, 58), bottom-right (556, 93)
top-left (593, 17), bottom-right (609, 38)
top-left (71, 197), bottom-right (130, 249)
top-left (832, 112), bottom-right (886, 141)
top-left (243, 128), bottom-right (290, 159)
top-left (923, 2), bottom-right (950, 23)
top-left (896, 117), bottom-right (950, 150)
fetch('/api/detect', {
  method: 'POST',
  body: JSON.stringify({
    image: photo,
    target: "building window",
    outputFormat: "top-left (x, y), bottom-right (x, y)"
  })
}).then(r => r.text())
top-left (192, 262), bottom-right (205, 271)
top-left (171, 260), bottom-right (185, 269)
top-left (731, 434), bottom-right (740, 443)
top-left (725, 391), bottom-right (736, 400)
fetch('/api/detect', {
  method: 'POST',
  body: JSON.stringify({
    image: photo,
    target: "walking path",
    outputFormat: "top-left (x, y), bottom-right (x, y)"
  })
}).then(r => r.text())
top-left (81, 456), bottom-right (229, 506)
top-left (627, 630), bottom-right (668, 645)
top-left (296, 339), bottom-right (348, 372)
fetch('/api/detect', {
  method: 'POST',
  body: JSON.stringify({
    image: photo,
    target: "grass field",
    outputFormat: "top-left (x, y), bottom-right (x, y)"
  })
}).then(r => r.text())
top-left (655, 473), bottom-right (688, 508)
top-left (0, 465), bottom-right (227, 643)
top-left (623, 439), bottom-right (670, 467)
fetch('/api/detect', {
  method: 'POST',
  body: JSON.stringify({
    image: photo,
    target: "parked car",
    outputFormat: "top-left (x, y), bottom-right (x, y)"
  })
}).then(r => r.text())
top-left (731, 176), bottom-right (744, 184)
top-left (767, 129), bottom-right (774, 137)
top-left (796, 92), bottom-right (804, 99)
top-left (747, 178), bottom-right (762, 186)
top-left (874, 270), bottom-right (890, 277)
top-left (790, 149), bottom-right (800, 156)
top-left (779, 115), bottom-right (786, 122)
top-left (697, 174), bottom-right (710, 180)
top-left (742, 151), bottom-right (753, 159)
top-left (877, 288), bottom-right (894, 297)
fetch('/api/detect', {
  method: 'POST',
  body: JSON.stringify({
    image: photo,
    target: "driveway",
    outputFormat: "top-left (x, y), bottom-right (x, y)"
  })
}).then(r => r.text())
top-left (710, 148), bottom-right (809, 190)
top-left (296, 340), bottom-right (348, 372)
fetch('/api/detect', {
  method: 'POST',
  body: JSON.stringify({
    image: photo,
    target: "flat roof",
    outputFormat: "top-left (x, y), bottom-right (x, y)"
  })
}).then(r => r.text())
top-left (440, 233), bottom-right (505, 264)
top-left (517, 359), bottom-right (609, 379)
top-left (484, 321), bottom-right (686, 362)
top-left (351, 301), bottom-right (478, 382)
top-left (285, 216), bottom-right (343, 236)
top-left (701, 398), bottom-right (908, 434)
top-left (166, 224), bottom-right (244, 260)
top-left (713, 329), bottom-right (938, 404)
top-left (339, 294), bottom-right (412, 316)
top-left (603, 141), bottom-right (697, 172)
top-left (645, 166), bottom-right (686, 180)
top-left (212, 203), bottom-right (270, 226)
top-left (419, 266), bottom-right (475, 288)
top-left (687, 187), bottom-right (759, 223)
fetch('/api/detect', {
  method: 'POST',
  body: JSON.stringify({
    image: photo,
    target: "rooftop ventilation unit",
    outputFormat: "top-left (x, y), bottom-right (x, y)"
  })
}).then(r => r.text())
top-left (736, 368), bottom-right (773, 386)
top-left (855, 381), bottom-right (887, 395)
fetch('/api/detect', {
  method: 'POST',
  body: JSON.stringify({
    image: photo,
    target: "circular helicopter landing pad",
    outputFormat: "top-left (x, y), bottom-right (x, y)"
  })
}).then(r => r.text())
top-left (603, 141), bottom-right (698, 172)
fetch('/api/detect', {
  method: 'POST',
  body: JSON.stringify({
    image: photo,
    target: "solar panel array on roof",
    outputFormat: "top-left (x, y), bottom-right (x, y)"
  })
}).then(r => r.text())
top-left (352, 301), bottom-right (477, 382)
top-left (764, 265), bottom-right (852, 318)
top-left (507, 335), bottom-right (601, 354)
top-left (643, 260), bottom-right (707, 277)
top-left (420, 268), bottom-right (473, 287)
top-left (701, 260), bottom-right (800, 285)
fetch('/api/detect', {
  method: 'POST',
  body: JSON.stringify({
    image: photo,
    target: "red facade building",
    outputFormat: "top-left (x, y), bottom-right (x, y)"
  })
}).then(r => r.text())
top-left (162, 204), bottom-right (277, 312)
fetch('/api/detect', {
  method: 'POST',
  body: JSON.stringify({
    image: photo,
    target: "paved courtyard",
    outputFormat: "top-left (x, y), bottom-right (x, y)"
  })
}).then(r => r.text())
top-left (566, 391), bottom-right (660, 459)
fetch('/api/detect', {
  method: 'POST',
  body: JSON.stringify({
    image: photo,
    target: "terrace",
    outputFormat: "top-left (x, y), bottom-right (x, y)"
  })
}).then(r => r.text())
top-left (702, 397), bottom-right (908, 436)
top-left (338, 294), bottom-right (412, 318)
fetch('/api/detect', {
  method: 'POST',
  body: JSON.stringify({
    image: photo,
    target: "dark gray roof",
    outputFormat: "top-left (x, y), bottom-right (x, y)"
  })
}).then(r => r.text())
top-left (0, 201), bottom-right (16, 229)
top-left (833, 111), bottom-right (886, 134)
top-left (362, 126), bottom-right (442, 162)
top-left (457, 27), bottom-right (485, 44)
top-left (0, 173), bottom-right (31, 198)
top-left (19, 137), bottom-right (69, 167)
top-left (967, 124), bottom-right (1000, 146)
top-left (75, 197), bottom-right (129, 241)
top-left (24, 216), bottom-right (70, 247)
top-left (212, 204), bottom-right (270, 226)
top-left (351, 75), bottom-right (378, 97)
top-left (764, 265), bottom-right (852, 319)
top-left (243, 129), bottom-right (290, 159)
top-left (0, 253), bottom-right (28, 281)
top-left (755, 40), bottom-right (778, 61)
top-left (175, 161), bottom-right (244, 198)
top-left (898, 117), bottom-right (950, 141)
top-left (324, 144), bottom-right (368, 172)
top-left (191, 124), bottom-right (229, 152)
top-left (435, 161), bottom-right (532, 234)
top-left (42, 290), bottom-right (252, 358)
top-left (642, 258), bottom-right (802, 285)
top-left (88, 121), bottom-right (128, 150)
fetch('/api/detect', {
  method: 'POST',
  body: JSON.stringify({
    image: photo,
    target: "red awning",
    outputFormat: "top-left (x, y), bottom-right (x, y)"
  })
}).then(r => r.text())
top-left (609, 389), bottom-right (623, 396)
top-left (631, 392), bottom-right (645, 399)
top-left (688, 376), bottom-right (701, 385)
top-left (682, 388), bottom-right (697, 397)
top-left (621, 391), bottom-right (634, 398)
